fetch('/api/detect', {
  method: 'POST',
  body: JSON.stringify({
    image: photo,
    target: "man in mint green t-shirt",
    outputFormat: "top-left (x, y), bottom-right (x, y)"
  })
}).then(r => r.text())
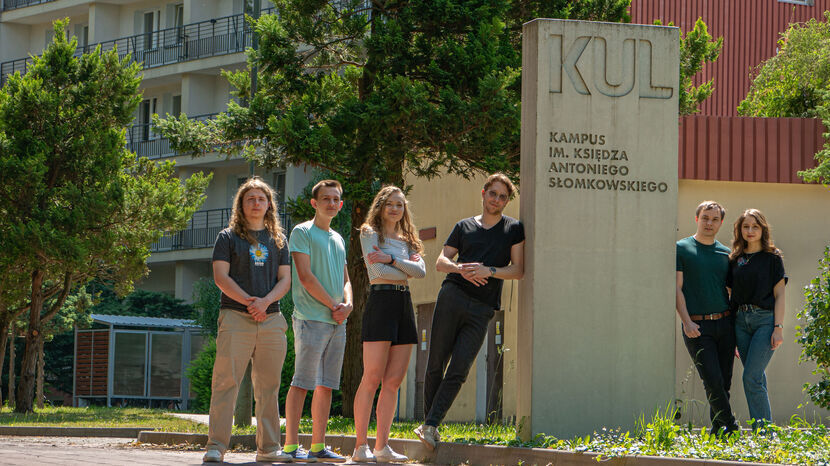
top-left (676, 200), bottom-right (738, 436)
top-left (280, 180), bottom-right (352, 462)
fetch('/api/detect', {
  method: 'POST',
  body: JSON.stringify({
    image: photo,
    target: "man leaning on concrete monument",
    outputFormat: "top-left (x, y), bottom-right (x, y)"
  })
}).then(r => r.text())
top-left (415, 173), bottom-right (525, 451)
top-left (676, 200), bottom-right (739, 436)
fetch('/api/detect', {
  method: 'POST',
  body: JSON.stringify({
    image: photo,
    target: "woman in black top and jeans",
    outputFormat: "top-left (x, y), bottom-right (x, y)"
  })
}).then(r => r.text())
top-left (728, 209), bottom-right (786, 430)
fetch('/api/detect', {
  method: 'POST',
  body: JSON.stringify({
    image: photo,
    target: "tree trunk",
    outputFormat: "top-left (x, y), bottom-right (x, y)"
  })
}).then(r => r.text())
top-left (8, 323), bottom-right (16, 409)
top-left (342, 199), bottom-right (371, 418)
top-left (0, 324), bottom-right (8, 406)
top-left (36, 336), bottom-right (45, 409)
top-left (234, 361), bottom-right (253, 427)
top-left (16, 269), bottom-right (45, 413)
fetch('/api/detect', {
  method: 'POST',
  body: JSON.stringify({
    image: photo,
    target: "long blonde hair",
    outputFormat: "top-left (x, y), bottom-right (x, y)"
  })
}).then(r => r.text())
top-left (360, 186), bottom-right (423, 254)
top-left (230, 177), bottom-right (285, 248)
top-left (730, 208), bottom-right (781, 260)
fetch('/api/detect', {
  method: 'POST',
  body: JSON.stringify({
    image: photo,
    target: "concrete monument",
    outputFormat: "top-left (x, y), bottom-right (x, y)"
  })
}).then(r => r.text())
top-left (518, 19), bottom-right (679, 438)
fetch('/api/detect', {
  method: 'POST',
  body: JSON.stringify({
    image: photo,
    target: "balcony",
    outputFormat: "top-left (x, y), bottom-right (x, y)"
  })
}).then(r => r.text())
top-left (151, 208), bottom-right (293, 253)
top-left (1, 8), bottom-right (274, 85)
top-left (2, 0), bottom-right (56, 11)
top-left (127, 113), bottom-right (217, 159)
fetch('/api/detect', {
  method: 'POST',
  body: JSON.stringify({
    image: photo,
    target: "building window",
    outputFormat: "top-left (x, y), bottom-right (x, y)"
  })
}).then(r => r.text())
top-left (273, 171), bottom-right (286, 207)
top-left (139, 98), bottom-right (158, 140)
top-left (172, 95), bottom-right (182, 118)
top-left (143, 10), bottom-right (161, 50)
top-left (174, 4), bottom-right (185, 41)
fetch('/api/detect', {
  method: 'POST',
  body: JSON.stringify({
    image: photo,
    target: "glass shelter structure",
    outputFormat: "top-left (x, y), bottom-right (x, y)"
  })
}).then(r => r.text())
top-left (73, 314), bottom-right (206, 410)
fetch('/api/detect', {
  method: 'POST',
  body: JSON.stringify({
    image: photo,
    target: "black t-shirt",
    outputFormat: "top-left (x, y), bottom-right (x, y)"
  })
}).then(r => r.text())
top-left (727, 250), bottom-right (787, 311)
top-left (212, 228), bottom-right (290, 314)
top-left (443, 216), bottom-right (525, 309)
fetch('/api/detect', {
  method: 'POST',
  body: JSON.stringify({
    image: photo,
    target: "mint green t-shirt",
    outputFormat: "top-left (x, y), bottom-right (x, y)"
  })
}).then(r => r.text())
top-left (289, 220), bottom-right (347, 324)
top-left (676, 236), bottom-right (730, 315)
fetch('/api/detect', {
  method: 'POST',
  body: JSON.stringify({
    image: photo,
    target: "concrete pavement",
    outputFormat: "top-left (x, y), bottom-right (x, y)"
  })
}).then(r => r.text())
top-left (0, 436), bottom-right (433, 465)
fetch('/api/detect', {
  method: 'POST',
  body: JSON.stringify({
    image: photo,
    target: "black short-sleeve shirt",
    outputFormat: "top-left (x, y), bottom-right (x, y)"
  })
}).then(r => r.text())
top-left (443, 216), bottom-right (525, 309)
top-left (212, 228), bottom-right (290, 314)
top-left (727, 250), bottom-right (786, 311)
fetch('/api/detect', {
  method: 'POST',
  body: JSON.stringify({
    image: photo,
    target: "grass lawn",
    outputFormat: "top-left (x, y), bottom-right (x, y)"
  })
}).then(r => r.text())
top-left (0, 407), bottom-right (516, 440)
top-left (0, 406), bottom-right (208, 433)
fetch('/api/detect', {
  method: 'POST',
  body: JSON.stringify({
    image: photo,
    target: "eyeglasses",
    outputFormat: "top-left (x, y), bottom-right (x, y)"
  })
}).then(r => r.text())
top-left (486, 190), bottom-right (509, 202)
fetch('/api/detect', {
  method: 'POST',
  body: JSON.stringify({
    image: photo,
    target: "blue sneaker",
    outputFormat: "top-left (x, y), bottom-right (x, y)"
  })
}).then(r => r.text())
top-left (278, 447), bottom-right (315, 463)
top-left (308, 447), bottom-right (346, 463)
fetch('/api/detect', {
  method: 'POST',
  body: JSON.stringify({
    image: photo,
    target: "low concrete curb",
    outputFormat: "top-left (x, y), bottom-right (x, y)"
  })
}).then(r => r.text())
top-left (0, 426), bottom-right (154, 438)
top-left (137, 432), bottom-right (770, 466)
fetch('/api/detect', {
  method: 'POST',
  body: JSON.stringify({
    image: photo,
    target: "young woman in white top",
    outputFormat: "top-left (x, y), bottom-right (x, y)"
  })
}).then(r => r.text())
top-left (352, 186), bottom-right (426, 463)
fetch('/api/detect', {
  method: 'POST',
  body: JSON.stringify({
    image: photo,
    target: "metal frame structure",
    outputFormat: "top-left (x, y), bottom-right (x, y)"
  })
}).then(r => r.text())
top-left (73, 314), bottom-right (203, 410)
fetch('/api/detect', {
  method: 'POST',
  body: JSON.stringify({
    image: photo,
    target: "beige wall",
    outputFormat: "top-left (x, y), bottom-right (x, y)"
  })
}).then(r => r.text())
top-left (403, 174), bottom-right (830, 430)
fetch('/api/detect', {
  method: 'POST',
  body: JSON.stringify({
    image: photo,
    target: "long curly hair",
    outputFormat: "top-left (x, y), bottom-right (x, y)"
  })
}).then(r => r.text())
top-left (360, 186), bottom-right (423, 254)
top-left (730, 208), bottom-right (781, 260)
top-left (230, 177), bottom-right (285, 248)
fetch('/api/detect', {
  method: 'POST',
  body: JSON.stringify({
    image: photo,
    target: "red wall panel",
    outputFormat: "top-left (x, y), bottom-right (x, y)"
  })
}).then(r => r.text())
top-left (631, 0), bottom-right (830, 116)
top-left (678, 115), bottom-right (825, 183)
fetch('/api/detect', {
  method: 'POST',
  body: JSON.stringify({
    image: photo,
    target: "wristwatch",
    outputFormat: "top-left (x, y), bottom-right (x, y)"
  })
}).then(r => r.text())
top-left (774, 324), bottom-right (783, 329)
top-left (488, 266), bottom-right (497, 277)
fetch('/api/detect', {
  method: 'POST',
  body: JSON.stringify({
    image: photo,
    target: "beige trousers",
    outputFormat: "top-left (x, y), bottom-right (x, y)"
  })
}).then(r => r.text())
top-left (206, 309), bottom-right (287, 453)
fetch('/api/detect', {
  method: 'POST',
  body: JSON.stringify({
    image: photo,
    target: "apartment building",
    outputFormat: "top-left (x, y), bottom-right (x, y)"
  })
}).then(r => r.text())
top-left (0, 0), bottom-right (314, 303)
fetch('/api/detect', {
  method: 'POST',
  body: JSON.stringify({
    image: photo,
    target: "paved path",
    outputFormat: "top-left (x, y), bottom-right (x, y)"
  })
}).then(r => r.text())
top-left (0, 436), bottom-right (433, 465)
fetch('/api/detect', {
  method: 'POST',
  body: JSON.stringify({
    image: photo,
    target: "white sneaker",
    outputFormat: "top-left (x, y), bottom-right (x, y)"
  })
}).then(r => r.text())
top-left (202, 448), bottom-right (224, 462)
top-left (256, 449), bottom-right (293, 462)
top-left (373, 445), bottom-right (408, 462)
top-left (351, 444), bottom-right (375, 462)
top-left (413, 424), bottom-right (439, 451)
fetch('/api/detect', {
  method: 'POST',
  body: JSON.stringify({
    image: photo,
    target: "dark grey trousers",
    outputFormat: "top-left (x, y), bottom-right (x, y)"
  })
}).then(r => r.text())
top-left (423, 282), bottom-right (494, 426)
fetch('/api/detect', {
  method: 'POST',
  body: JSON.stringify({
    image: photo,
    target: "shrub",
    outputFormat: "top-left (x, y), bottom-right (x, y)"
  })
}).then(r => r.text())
top-left (797, 246), bottom-right (830, 408)
top-left (186, 339), bottom-right (216, 413)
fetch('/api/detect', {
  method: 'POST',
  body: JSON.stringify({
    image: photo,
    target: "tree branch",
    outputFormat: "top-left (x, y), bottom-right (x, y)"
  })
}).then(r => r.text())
top-left (41, 272), bottom-right (72, 323)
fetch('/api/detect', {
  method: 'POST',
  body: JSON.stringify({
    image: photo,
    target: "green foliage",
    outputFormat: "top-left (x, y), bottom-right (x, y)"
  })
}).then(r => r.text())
top-left (0, 19), bottom-right (210, 411)
top-left (739, 12), bottom-right (830, 118)
top-left (797, 246), bottom-right (830, 409)
top-left (654, 18), bottom-right (723, 116)
top-left (192, 278), bottom-right (221, 337)
top-left (798, 95), bottom-right (830, 184)
top-left (185, 339), bottom-right (216, 413)
top-left (157, 1), bottom-right (632, 197)
top-left (80, 283), bottom-right (195, 319)
top-left (284, 174), bottom-right (353, 245)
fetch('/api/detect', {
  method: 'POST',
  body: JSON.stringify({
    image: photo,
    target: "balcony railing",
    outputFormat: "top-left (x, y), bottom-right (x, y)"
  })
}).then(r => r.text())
top-left (127, 113), bottom-right (217, 159)
top-left (151, 208), bottom-right (293, 253)
top-left (1, 8), bottom-right (274, 85)
top-left (2, 0), bottom-right (56, 11)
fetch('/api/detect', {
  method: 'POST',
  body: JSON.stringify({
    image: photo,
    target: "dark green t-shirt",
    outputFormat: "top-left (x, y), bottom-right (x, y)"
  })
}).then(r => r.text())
top-left (676, 236), bottom-right (730, 315)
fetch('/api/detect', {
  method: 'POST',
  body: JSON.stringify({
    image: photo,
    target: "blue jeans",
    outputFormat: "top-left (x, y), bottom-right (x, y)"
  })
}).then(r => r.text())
top-left (735, 308), bottom-right (776, 428)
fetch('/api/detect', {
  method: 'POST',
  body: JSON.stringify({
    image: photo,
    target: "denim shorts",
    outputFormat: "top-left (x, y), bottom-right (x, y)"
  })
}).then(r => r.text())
top-left (291, 317), bottom-right (347, 390)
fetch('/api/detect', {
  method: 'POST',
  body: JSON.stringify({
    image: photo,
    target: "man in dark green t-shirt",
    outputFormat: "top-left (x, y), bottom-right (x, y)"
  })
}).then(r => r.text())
top-left (676, 200), bottom-right (739, 436)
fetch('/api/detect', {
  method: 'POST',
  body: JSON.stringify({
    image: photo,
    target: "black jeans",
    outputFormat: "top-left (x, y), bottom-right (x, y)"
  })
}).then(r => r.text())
top-left (682, 316), bottom-right (739, 434)
top-left (423, 282), bottom-right (495, 427)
